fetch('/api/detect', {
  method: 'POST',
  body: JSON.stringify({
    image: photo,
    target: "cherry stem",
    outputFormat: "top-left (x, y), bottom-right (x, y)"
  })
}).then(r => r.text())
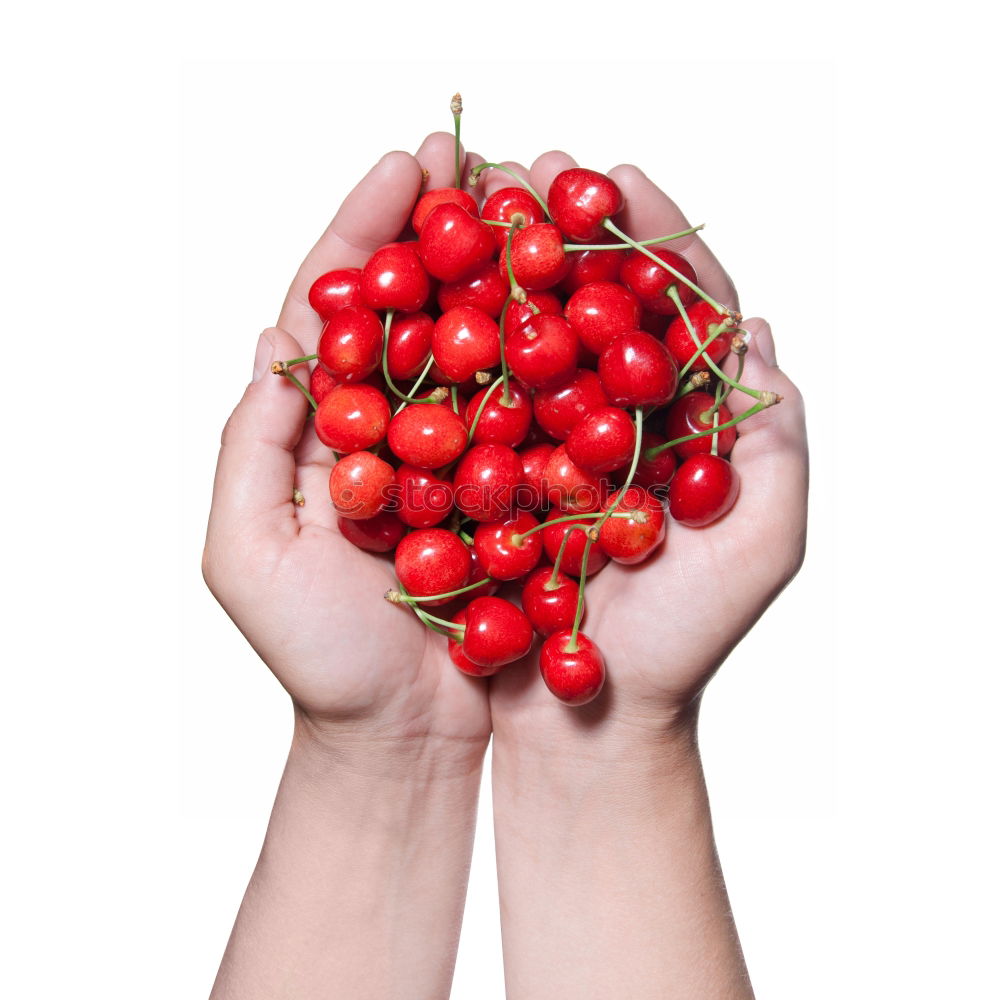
top-left (710, 398), bottom-right (721, 457)
top-left (279, 353), bottom-right (318, 368)
top-left (382, 309), bottom-right (446, 405)
top-left (713, 348), bottom-right (745, 411)
top-left (467, 376), bottom-right (503, 441)
top-left (395, 583), bottom-right (462, 637)
top-left (470, 163), bottom-right (550, 219)
top-left (451, 93), bottom-right (463, 190)
top-left (392, 353), bottom-right (437, 416)
top-left (272, 362), bottom-right (317, 411)
top-left (546, 523), bottom-right (591, 588)
top-left (670, 290), bottom-right (762, 399)
top-left (643, 396), bottom-right (778, 459)
top-left (512, 511), bottom-right (606, 545)
top-left (450, 385), bottom-right (460, 414)
top-left (602, 217), bottom-right (729, 316)
top-left (562, 224), bottom-right (705, 252)
top-left (390, 576), bottom-right (493, 604)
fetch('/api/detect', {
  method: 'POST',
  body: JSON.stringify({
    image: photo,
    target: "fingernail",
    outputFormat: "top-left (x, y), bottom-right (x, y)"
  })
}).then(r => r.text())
top-left (750, 321), bottom-right (777, 367)
top-left (252, 333), bottom-right (273, 382)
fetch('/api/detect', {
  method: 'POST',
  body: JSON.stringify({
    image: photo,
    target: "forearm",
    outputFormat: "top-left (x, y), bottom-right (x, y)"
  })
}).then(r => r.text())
top-left (491, 718), bottom-right (752, 1000)
top-left (211, 718), bottom-right (486, 1000)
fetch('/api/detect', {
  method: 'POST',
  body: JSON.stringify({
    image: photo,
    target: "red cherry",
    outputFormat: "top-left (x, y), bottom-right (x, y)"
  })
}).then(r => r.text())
top-left (481, 187), bottom-right (546, 251)
top-left (598, 331), bottom-right (678, 407)
top-left (385, 311), bottom-right (434, 380)
top-left (668, 454), bottom-right (740, 527)
top-left (314, 383), bottom-right (390, 453)
top-left (308, 267), bottom-right (363, 320)
top-left (447, 609), bottom-right (492, 676)
top-left (521, 567), bottom-right (579, 638)
top-left (466, 546), bottom-right (501, 600)
top-left (501, 290), bottom-right (563, 337)
top-left (394, 528), bottom-right (471, 606)
top-left (518, 442), bottom-right (556, 511)
top-left (437, 260), bottom-right (508, 318)
top-left (564, 280), bottom-right (642, 355)
top-left (393, 464), bottom-right (454, 529)
top-left (473, 511), bottom-right (543, 581)
top-left (633, 432), bottom-right (678, 490)
top-left (360, 243), bottom-right (430, 313)
top-left (565, 406), bottom-right (636, 474)
top-left (533, 368), bottom-right (609, 441)
top-left (620, 247), bottom-right (697, 316)
top-left (539, 630), bottom-right (606, 705)
top-left (337, 510), bottom-right (406, 553)
top-left (663, 300), bottom-right (732, 371)
top-left (639, 309), bottom-right (671, 338)
top-left (543, 445), bottom-right (607, 513)
top-left (465, 380), bottom-right (532, 447)
top-left (461, 597), bottom-right (534, 670)
top-left (411, 187), bottom-right (479, 234)
top-left (664, 392), bottom-right (736, 460)
top-left (453, 443), bottom-right (524, 522)
top-left (505, 314), bottom-right (579, 390)
top-left (542, 511), bottom-right (610, 578)
top-left (317, 305), bottom-right (384, 383)
top-left (418, 203), bottom-right (496, 282)
top-left (432, 306), bottom-right (501, 383)
top-left (387, 403), bottom-right (468, 469)
top-left (509, 224), bottom-right (569, 290)
top-left (328, 451), bottom-right (394, 520)
top-left (309, 364), bottom-right (339, 406)
top-left (597, 486), bottom-right (666, 564)
top-left (547, 168), bottom-right (623, 243)
top-left (560, 248), bottom-right (624, 294)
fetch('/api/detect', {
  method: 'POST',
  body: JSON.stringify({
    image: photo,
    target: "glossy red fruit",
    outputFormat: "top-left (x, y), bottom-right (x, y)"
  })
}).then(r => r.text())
top-left (598, 331), bottom-right (678, 407)
top-left (360, 243), bottom-right (430, 313)
top-left (462, 597), bottom-right (534, 669)
top-left (394, 528), bottom-right (471, 606)
top-left (328, 451), bottom-right (394, 520)
top-left (337, 510), bottom-right (406, 553)
top-left (501, 290), bottom-right (563, 336)
top-left (314, 383), bottom-right (390, 453)
top-left (308, 267), bottom-right (363, 320)
top-left (533, 369), bottom-right (609, 441)
top-left (448, 609), bottom-right (491, 676)
top-left (664, 392), bottom-right (736, 459)
top-left (465, 380), bottom-right (532, 447)
top-left (438, 260), bottom-right (508, 318)
top-left (385, 311), bottom-right (434, 380)
top-left (539, 630), bottom-right (606, 705)
top-left (633, 432), bottom-right (678, 491)
top-left (481, 187), bottom-right (546, 250)
top-left (521, 567), bottom-right (579, 637)
top-left (668, 454), bottom-right (740, 527)
top-left (411, 187), bottom-right (479, 234)
top-left (620, 247), bottom-right (698, 316)
top-left (505, 314), bottom-right (579, 389)
top-left (565, 406), bottom-right (636, 474)
top-left (317, 305), bottom-right (384, 383)
top-left (387, 403), bottom-right (468, 469)
top-left (466, 546), bottom-right (501, 600)
top-left (543, 445), bottom-right (607, 513)
top-left (393, 464), bottom-right (454, 529)
top-left (418, 203), bottom-right (496, 282)
top-left (547, 168), bottom-right (623, 242)
top-left (309, 364), bottom-right (339, 405)
top-left (509, 224), bottom-right (569, 290)
top-left (473, 511), bottom-right (543, 581)
top-left (453, 443), bottom-right (524, 522)
top-left (664, 300), bottom-right (732, 371)
top-left (561, 248), bottom-right (625, 294)
top-left (541, 511), bottom-right (610, 578)
top-left (518, 442), bottom-right (556, 511)
top-left (564, 280), bottom-right (642, 355)
top-left (432, 306), bottom-right (501, 383)
top-left (598, 486), bottom-right (666, 564)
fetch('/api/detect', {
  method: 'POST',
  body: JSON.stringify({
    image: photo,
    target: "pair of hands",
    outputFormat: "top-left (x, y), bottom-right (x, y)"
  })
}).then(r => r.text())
top-left (202, 132), bottom-right (808, 771)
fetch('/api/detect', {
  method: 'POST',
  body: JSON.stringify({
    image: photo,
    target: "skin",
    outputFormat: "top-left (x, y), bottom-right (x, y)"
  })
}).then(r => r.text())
top-left (203, 135), bottom-right (807, 999)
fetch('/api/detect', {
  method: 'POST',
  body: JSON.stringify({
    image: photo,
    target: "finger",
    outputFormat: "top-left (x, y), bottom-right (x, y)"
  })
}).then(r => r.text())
top-left (291, 427), bottom-right (341, 533)
top-left (606, 164), bottom-right (739, 312)
top-left (462, 151), bottom-right (486, 206)
top-left (277, 150), bottom-right (424, 352)
top-left (415, 130), bottom-right (465, 192)
top-left (206, 327), bottom-right (311, 557)
top-left (528, 150), bottom-right (579, 202)
top-left (479, 159), bottom-right (531, 200)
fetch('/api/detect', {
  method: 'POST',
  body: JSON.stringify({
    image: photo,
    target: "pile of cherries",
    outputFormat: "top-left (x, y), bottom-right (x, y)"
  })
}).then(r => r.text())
top-left (274, 96), bottom-right (778, 705)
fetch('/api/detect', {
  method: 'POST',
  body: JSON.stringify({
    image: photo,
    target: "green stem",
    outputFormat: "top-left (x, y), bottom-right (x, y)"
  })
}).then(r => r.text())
top-left (452, 98), bottom-right (462, 190)
top-left (471, 163), bottom-right (550, 219)
top-left (280, 353), bottom-right (318, 368)
top-left (467, 376), bottom-right (503, 440)
top-left (392, 353), bottom-right (436, 416)
top-left (714, 349), bottom-right (745, 411)
top-left (602, 217), bottom-right (729, 316)
top-left (382, 309), bottom-right (444, 405)
top-left (546, 523), bottom-right (590, 588)
top-left (274, 367), bottom-right (317, 411)
top-left (643, 398), bottom-right (775, 459)
top-left (451, 385), bottom-right (459, 414)
top-left (563, 224), bottom-right (704, 252)
top-left (393, 576), bottom-right (493, 604)
top-left (396, 583), bottom-right (462, 637)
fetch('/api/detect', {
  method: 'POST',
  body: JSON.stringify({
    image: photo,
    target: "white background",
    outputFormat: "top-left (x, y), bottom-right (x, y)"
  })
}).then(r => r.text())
top-left (2, 4), bottom-right (996, 998)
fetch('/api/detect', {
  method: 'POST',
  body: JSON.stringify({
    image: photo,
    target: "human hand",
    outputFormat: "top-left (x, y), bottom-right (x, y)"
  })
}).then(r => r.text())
top-left (202, 133), bottom-right (492, 769)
